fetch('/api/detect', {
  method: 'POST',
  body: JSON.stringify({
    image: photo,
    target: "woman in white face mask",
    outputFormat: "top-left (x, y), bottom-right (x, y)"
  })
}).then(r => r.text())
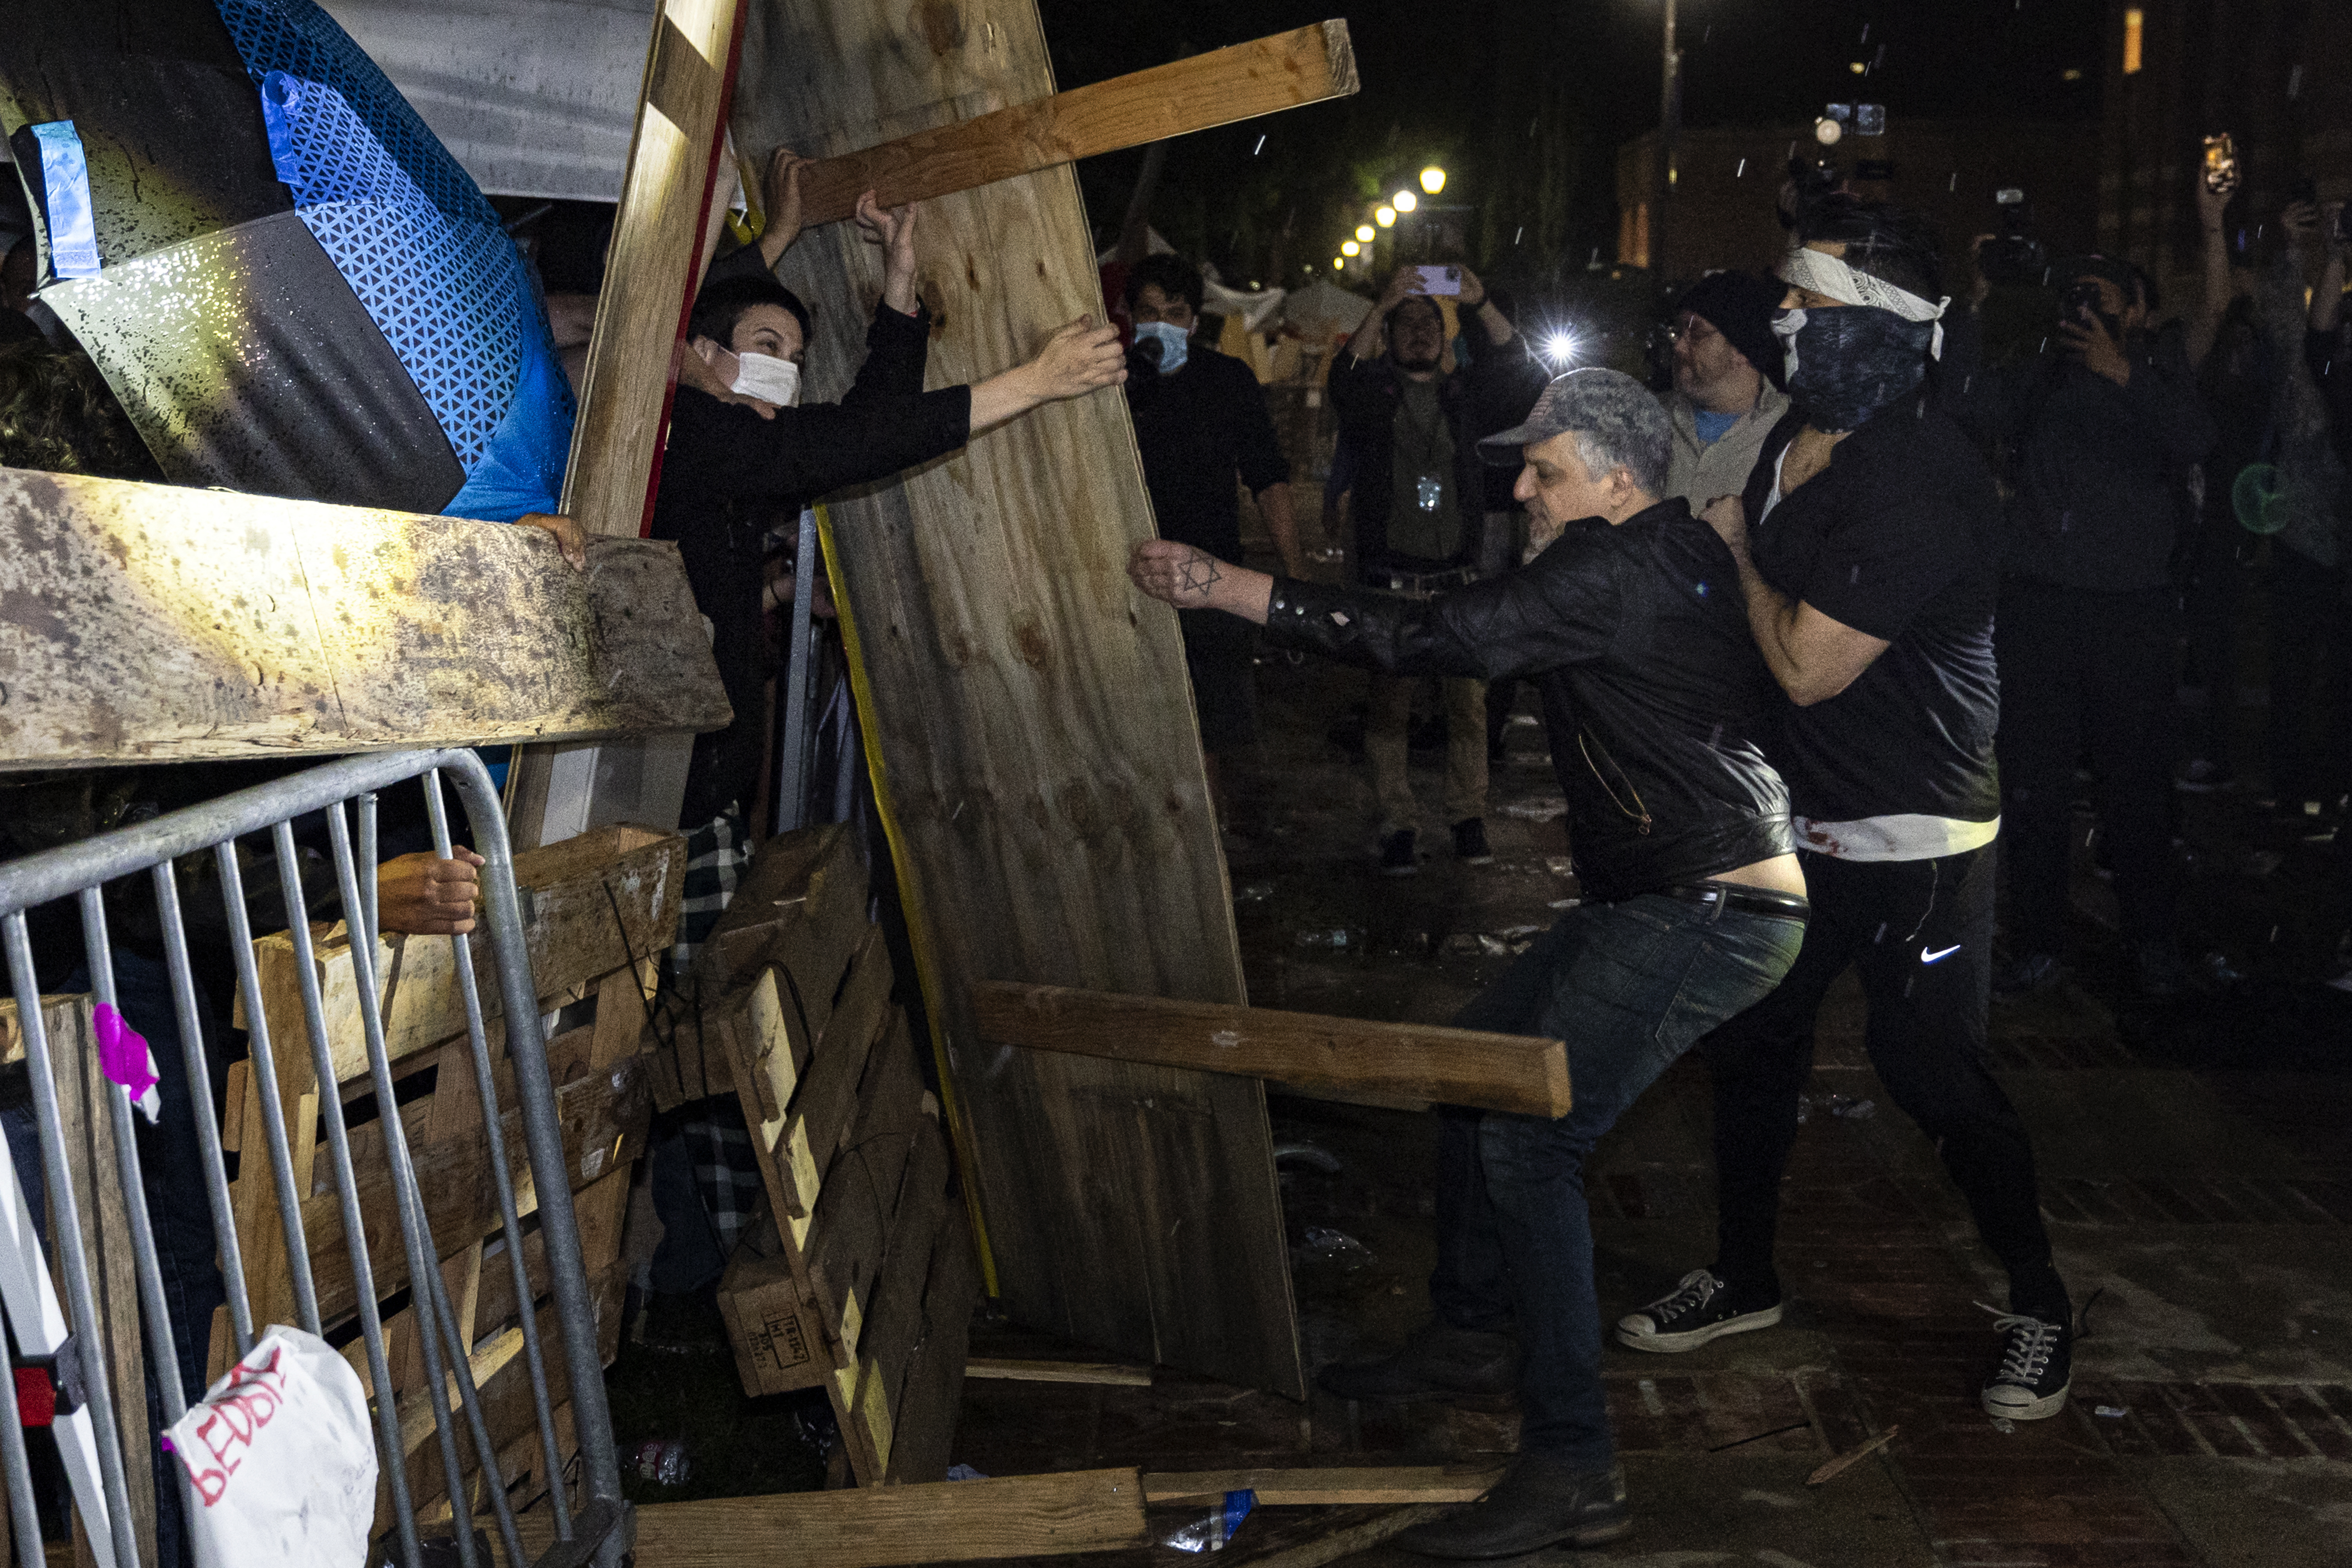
top-left (652, 171), bottom-right (1134, 849)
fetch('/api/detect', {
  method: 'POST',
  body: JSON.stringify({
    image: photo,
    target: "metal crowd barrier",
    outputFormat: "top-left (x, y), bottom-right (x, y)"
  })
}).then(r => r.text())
top-left (0, 749), bottom-right (630, 1568)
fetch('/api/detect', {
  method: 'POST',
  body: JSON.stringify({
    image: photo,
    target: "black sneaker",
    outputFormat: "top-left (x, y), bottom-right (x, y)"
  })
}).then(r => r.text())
top-left (1992, 950), bottom-right (2063, 997)
top-left (1981, 1312), bottom-right (2072, 1420)
top-left (1614, 1269), bottom-right (1782, 1353)
top-left (1381, 828), bottom-right (1419, 876)
top-left (1452, 817), bottom-right (1494, 865)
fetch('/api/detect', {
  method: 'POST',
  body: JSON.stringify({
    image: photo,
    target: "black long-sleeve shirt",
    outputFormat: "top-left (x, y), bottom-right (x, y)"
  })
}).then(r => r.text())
top-left (1124, 345), bottom-right (1289, 560)
top-left (1942, 306), bottom-right (2217, 591)
top-left (1259, 498), bottom-right (1794, 902)
top-left (652, 290), bottom-right (970, 827)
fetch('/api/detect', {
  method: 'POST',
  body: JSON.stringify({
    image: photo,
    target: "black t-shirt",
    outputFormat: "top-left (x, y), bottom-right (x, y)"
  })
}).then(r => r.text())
top-left (1740, 393), bottom-right (2002, 828)
top-left (1124, 346), bottom-right (1290, 560)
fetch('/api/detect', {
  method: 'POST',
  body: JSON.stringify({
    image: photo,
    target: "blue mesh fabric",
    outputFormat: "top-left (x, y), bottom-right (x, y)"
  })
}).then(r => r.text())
top-left (215, 0), bottom-right (564, 479)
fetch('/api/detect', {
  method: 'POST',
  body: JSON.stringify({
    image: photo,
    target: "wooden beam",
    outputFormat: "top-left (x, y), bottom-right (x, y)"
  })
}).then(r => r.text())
top-left (506, 0), bottom-right (745, 849)
top-left (973, 984), bottom-right (1572, 1118)
top-left (1144, 1465), bottom-right (1506, 1507)
top-left (512, 1467), bottom-right (1148, 1565)
top-left (792, 22), bottom-right (1358, 227)
top-left (0, 469), bottom-right (727, 769)
top-left (738, 0), bottom-right (1303, 1401)
top-left (965, 1357), bottom-right (1151, 1387)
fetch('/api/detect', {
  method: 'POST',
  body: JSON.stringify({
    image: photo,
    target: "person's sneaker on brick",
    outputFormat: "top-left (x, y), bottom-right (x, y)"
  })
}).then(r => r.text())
top-left (1981, 1310), bottom-right (2072, 1420)
top-left (1390, 1457), bottom-right (1630, 1558)
top-left (1614, 1268), bottom-right (1782, 1353)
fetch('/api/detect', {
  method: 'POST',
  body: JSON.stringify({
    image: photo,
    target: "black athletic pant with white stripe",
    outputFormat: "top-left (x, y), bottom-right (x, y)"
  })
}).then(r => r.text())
top-left (1696, 844), bottom-right (2071, 1324)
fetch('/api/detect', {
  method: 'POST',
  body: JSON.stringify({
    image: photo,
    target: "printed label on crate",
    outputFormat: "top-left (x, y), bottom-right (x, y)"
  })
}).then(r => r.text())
top-left (758, 1306), bottom-right (813, 1371)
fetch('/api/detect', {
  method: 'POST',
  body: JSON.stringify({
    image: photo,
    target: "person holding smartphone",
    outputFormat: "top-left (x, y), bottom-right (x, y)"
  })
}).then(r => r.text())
top-left (1331, 263), bottom-right (1547, 873)
top-left (1941, 241), bottom-right (2217, 1000)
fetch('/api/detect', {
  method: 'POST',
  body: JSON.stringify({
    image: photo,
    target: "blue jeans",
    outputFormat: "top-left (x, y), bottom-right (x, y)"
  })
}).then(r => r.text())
top-left (1427, 894), bottom-right (1806, 1469)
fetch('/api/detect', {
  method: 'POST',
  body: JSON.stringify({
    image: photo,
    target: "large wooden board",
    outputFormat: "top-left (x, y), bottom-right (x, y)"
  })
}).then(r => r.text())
top-left (735, 0), bottom-right (1302, 1399)
top-left (514, 1467), bottom-right (1148, 1566)
top-left (0, 468), bottom-right (728, 769)
top-left (793, 23), bottom-right (1358, 226)
top-left (974, 983), bottom-right (1572, 1116)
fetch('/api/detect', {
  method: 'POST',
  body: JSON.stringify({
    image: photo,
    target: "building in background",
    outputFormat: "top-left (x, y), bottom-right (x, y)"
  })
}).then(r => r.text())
top-left (2094, 0), bottom-right (2352, 307)
top-left (1615, 119), bottom-right (2099, 289)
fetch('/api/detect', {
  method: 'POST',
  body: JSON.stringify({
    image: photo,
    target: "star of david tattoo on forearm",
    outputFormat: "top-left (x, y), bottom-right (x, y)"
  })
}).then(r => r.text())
top-left (1174, 549), bottom-right (1224, 597)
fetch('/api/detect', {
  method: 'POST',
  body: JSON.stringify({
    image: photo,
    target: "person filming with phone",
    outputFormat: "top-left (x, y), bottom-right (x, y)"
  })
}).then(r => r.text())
top-left (1331, 262), bottom-right (1547, 874)
top-left (1942, 246), bottom-right (2217, 999)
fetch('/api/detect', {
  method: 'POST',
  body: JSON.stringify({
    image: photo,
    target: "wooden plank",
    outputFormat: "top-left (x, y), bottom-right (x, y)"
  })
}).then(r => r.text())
top-left (1145, 1465), bottom-right (1505, 1507)
top-left (513, 1467), bottom-right (1147, 1565)
top-left (1234, 1505), bottom-right (1451, 1568)
top-left (973, 984), bottom-right (1571, 1118)
top-left (818, 1105), bottom-right (942, 1370)
top-left (964, 1358), bottom-right (1150, 1387)
top-left (300, 1057), bottom-right (649, 1321)
top-left (794, 23), bottom-right (1358, 227)
top-left (645, 822), bottom-right (862, 1113)
top-left (736, 0), bottom-right (1302, 1398)
top-left (47, 1000), bottom-right (156, 1563)
top-left (759, 927), bottom-right (890, 1227)
top-left (856, 1121), bottom-right (951, 1422)
top-left (240, 824), bottom-right (687, 1082)
top-left (881, 1199), bottom-right (980, 1485)
top-left (0, 468), bottom-right (727, 768)
top-left (501, 0), bottom-right (744, 856)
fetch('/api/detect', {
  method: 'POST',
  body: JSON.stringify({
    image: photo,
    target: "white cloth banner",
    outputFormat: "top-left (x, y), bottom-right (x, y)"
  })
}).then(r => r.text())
top-left (321, 0), bottom-right (658, 200)
top-left (166, 1326), bottom-right (379, 1568)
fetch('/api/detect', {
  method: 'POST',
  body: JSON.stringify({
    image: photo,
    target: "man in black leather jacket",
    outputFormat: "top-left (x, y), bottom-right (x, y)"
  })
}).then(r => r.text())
top-left (1129, 369), bottom-right (1809, 1559)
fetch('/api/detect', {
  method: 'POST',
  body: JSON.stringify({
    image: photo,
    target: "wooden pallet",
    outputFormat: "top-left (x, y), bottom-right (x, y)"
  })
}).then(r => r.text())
top-left (217, 822), bottom-right (683, 1531)
top-left (697, 825), bottom-right (978, 1485)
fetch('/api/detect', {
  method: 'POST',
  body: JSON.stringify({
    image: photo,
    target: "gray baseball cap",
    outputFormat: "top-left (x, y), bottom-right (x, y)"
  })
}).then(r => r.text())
top-left (1475, 366), bottom-right (1669, 469)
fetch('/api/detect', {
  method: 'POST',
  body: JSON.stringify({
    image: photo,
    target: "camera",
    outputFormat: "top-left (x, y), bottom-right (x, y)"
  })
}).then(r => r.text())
top-left (1978, 189), bottom-right (2049, 287)
top-left (1780, 156), bottom-right (1843, 229)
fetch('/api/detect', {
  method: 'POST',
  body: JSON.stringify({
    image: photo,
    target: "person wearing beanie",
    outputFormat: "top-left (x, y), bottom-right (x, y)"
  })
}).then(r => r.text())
top-left (1661, 270), bottom-right (1791, 510)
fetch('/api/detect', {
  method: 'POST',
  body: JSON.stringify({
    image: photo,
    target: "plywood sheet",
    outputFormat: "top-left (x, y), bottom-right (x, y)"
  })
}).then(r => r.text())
top-left (732, 0), bottom-right (1299, 1395)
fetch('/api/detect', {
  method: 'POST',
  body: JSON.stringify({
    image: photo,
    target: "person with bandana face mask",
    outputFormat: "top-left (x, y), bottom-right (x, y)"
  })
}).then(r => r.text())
top-left (1120, 251), bottom-right (1302, 827)
top-left (1941, 250), bottom-right (2217, 1001)
top-left (1332, 264), bottom-right (1549, 875)
top-left (1622, 196), bottom-right (2081, 1432)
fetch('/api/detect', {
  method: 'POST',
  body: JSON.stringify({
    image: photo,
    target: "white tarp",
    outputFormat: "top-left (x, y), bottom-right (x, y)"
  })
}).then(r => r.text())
top-left (320, 0), bottom-right (656, 201)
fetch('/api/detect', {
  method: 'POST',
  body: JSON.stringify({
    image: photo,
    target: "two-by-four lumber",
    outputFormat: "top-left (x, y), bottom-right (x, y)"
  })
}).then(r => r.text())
top-left (514, 1466), bottom-right (1147, 1566)
top-left (1144, 1465), bottom-right (1506, 1507)
top-left (0, 468), bottom-right (729, 768)
top-left (971, 983), bottom-right (1571, 1118)
top-left (792, 22), bottom-right (1358, 227)
top-left (964, 1357), bottom-right (1152, 1386)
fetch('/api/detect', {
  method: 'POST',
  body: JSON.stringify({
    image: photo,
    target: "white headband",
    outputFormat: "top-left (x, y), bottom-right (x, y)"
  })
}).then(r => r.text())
top-left (1779, 246), bottom-right (1950, 358)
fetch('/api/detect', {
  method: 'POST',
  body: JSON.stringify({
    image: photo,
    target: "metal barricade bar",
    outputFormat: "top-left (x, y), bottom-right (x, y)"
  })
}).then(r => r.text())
top-left (0, 748), bottom-right (630, 1568)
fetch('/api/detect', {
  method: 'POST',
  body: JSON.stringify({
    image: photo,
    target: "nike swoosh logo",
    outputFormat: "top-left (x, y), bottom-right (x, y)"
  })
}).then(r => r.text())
top-left (1921, 945), bottom-right (1962, 964)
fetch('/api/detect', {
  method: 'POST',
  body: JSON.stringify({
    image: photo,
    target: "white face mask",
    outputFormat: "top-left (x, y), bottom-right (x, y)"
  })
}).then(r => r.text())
top-left (730, 350), bottom-right (801, 407)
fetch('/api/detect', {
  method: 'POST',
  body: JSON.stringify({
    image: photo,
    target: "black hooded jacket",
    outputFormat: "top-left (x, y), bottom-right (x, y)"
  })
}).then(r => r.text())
top-left (1260, 497), bottom-right (1795, 900)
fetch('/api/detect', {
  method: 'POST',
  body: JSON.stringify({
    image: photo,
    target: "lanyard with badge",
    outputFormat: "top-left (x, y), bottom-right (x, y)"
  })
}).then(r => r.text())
top-left (1399, 391), bottom-right (1448, 514)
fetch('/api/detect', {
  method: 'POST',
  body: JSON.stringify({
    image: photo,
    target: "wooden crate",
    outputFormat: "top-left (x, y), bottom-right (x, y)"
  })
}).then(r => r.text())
top-left (217, 822), bottom-right (683, 1531)
top-left (703, 825), bottom-right (979, 1485)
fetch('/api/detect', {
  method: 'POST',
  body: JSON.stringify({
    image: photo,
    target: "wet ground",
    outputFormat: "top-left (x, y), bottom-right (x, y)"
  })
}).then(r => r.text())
top-left (942, 626), bottom-right (2352, 1568)
top-left (604, 542), bottom-right (2352, 1565)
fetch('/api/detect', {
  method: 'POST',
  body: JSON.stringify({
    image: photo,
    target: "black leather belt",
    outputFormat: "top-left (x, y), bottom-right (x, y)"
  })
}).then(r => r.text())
top-left (1656, 881), bottom-right (1812, 922)
top-left (1379, 566), bottom-right (1477, 595)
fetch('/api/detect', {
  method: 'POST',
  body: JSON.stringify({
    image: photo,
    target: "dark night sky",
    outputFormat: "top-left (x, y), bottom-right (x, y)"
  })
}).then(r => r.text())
top-left (1038, 0), bottom-right (2106, 282)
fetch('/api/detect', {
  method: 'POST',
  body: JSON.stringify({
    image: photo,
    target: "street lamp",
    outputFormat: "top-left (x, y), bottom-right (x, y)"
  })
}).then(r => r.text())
top-left (1342, 239), bottom-right (1360, 257)
top-left (1419, 166), bottom-right (1446, 196)
top-left (1355, 224), bottom-right (1375, 243)
top-left (1375, 205), bottom-right (1397, 227)
top-left (1393, 189), bottom-right (1418, 214)
top-left (1332, 255), bottom-right (1346, 271)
